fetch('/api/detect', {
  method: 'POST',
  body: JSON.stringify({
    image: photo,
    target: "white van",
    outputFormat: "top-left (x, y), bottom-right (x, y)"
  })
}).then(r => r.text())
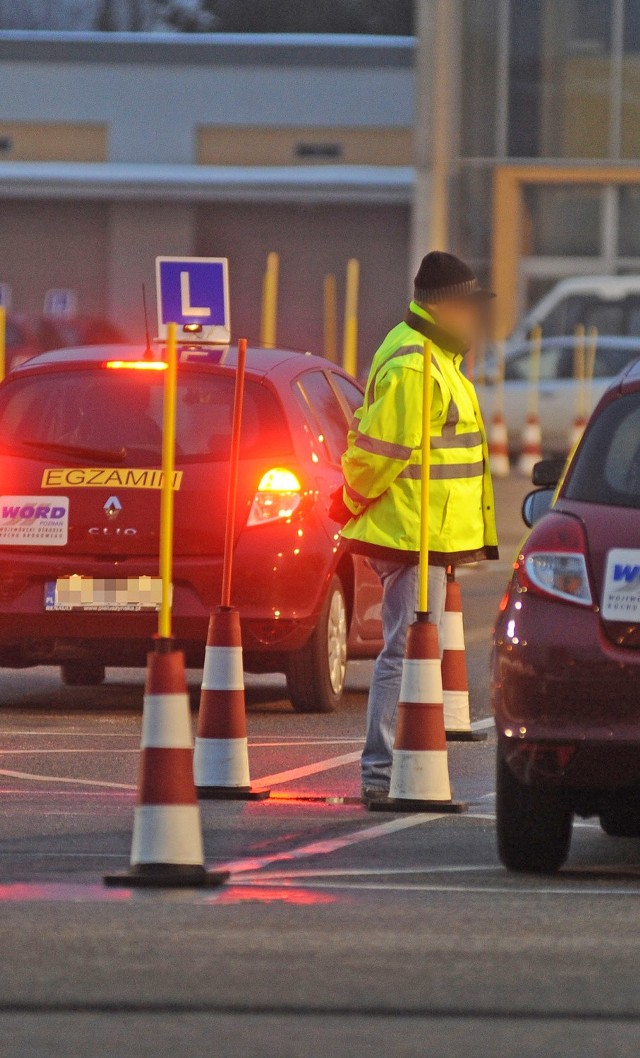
top-left (512, 276), bottom-right (640, 342)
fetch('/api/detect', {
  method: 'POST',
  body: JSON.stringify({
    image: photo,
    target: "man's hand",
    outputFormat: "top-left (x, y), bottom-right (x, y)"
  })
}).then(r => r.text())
top-left (328, 486), bottom-right (353, 526)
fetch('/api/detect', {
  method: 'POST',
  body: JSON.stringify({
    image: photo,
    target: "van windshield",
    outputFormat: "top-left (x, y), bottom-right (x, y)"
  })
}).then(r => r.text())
top-left (0, 368), bottom-right (292, 465)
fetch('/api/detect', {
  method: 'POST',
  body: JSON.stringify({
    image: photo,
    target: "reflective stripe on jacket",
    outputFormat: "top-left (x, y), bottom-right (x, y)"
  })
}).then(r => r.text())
top-left (341, 302), bottom-right (498, 562)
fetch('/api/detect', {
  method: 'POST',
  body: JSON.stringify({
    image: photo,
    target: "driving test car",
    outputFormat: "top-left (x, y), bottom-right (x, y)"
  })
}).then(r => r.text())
top-left (0, 343), bottom-right (382, 713)
top-left (493, 355), bottom-right (640, 872)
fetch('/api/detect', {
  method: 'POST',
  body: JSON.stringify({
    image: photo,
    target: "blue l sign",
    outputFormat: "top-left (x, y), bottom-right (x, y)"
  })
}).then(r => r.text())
top-left (155, 257), bottom-right (230, 344)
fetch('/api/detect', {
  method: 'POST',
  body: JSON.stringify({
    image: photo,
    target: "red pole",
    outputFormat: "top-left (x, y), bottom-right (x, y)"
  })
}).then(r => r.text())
top-left (221, 338), bottom-right (247, 608)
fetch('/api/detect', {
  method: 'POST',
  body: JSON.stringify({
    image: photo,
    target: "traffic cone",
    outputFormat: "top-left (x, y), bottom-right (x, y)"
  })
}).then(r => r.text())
top-left (369, 617), bottom-right (467, 813)
top-left (517, 413), bottom-right (542, 478)
top-left (105, 641), bottom-right (228, 888)
top-left (194, 606), bottom-right (269, 800)
top-left (442, 568), bottom-right (487, 742)
top-left (488, 411), bottom-right (510, 477)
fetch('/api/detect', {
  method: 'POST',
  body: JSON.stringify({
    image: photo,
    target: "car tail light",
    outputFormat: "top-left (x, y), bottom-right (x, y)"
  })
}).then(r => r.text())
top-left (247, 468), bottom-right (302, 527)
top-left (516, 512), bottom-right (593, 607)
top-left (103, 360), bottom-right (167, 371)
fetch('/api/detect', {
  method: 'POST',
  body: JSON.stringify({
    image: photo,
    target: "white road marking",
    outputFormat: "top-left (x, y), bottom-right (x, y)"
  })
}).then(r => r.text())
top-left (236, 877), bottom-right (640, 897)
top-left (0, 749), bottom-right (139, 755)
top-left (0, 768), bottom-right (136, 790)
top-left (471, 717), bottom-right (495, 731)
top-left (218, 813), bottom-right (445, 875)
top-left (254, 751), bottom-right (362, 789)
top-left (239, 865), bottom-right (496, 880)
top-left (250, 739), bottom-right (363, 748)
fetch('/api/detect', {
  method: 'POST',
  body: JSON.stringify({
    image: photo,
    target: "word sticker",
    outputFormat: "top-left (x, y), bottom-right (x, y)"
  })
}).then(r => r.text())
top-left (41, 468), bottom-right (183, 490)
top-left (0, 496), bottom-right (69, 546)
top-left (602, 548), bottom-right (640, 620)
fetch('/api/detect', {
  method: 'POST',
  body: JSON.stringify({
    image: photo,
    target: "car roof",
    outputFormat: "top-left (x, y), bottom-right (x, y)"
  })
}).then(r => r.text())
top-left (10, 342), bottom-right (336, 379)
top-left (505, 335), bottom-right (640, 358)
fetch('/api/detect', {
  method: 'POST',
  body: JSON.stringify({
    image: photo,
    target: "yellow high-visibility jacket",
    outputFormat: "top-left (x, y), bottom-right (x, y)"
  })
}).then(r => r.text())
top-left (341, 301), bottom-right (498, 565)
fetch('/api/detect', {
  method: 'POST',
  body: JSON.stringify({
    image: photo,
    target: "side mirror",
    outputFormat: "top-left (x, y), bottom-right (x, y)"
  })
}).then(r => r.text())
top-left (531, 458), bottom-right (565, 488)
top-left (522, 488), bottom-right (555, 528)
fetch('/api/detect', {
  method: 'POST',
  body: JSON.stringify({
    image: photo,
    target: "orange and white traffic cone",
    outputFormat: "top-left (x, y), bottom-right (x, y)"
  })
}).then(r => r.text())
top-left (105, 641), bottom-right (228, 888)
top-left (517, 414), bottom-right (542, 478)
top-left (488, 411), bottom-right (510, 477)
top-left (442, 568), bottom-right (487, 742)
top-left (369, 618), bottom-right (467, 813)
top-left (194, 606), bottom-right (269, 800)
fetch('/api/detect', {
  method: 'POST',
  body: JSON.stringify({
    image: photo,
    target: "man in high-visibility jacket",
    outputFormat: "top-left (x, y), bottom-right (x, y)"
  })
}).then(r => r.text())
top-left (340, 251), bottom-right (499, 804)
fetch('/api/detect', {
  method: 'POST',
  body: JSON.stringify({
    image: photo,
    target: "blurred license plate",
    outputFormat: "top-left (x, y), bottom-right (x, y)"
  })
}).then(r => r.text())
top-left (45, 577), bottom-right (165, 612)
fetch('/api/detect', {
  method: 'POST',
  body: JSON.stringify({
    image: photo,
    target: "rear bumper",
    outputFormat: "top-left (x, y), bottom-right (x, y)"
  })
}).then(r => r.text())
top-left (492, 586), bottom-right (640, 790)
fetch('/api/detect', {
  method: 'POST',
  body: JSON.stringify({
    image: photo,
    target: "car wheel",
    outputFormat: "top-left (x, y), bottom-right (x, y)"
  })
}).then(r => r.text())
top-left (61, 661), bottom-right (106, 687)
top-left (496, 743), bottom-right (573, 873)
top-left (600, 807), bottom-right (640, 838)
top-left (286, 575), bottom-right (348, 714)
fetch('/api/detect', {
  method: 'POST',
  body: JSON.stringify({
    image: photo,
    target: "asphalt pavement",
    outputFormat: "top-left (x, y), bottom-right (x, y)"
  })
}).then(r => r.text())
top-left (4, 476), bottom-right (640, 1058)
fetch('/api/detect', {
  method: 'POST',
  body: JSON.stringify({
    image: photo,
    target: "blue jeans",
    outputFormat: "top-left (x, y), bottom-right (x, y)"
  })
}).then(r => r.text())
top-left (361, 561), bottom-right (447, 791)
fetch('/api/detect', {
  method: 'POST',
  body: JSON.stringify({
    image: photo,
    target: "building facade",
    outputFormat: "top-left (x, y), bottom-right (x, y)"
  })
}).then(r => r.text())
top-left (1, 3), bottom-right (640, 361)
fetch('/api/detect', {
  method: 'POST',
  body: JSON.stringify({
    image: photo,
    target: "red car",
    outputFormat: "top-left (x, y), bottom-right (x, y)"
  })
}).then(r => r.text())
top-left (493, 357), bottom-right (640, 872)
top-left (0, 343), bottom-right (382, 712)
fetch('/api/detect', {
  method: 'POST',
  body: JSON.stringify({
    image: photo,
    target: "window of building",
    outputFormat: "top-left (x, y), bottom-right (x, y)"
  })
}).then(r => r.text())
top-left (522, 185), bottom-right (602, 256)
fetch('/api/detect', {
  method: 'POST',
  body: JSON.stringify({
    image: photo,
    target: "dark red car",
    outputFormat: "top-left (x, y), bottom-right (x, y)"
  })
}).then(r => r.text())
top-left (493, 357), bottom-right (640, 872)
top-left (0, 343), bottom-right (382, 712)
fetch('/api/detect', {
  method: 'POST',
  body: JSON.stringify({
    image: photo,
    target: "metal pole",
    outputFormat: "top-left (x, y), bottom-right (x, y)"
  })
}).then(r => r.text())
top-left (323, 274), bottom-right (338, 362)
top-left (418, 339), bottom-right (432, 615)
top-left (342, 258), bottom-right (359, 376)
top-left (585, 325), bottom-right (598, 414)
top-left (528, 325), bottom-right (542, 417)
top-left (574, 323), bottom-right (586, 421)
top-left (0, 306), bottom-right (5, 382)
top-left (260, 253), bottom-right (279, 349)
top-left (221, 338), bottom-right (248, 609)
top-left (158, 322), bottom-right (178, 641)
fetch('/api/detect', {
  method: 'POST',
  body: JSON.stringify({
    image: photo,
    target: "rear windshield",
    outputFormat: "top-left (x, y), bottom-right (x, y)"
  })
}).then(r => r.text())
top-left (0, 368), bottom-right (292, 465)
top-left (565, 391), bottom-right (640, 509)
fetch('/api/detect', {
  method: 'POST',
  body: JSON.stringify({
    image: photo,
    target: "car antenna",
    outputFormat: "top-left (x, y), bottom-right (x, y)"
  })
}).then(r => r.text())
top-left (142, 284), bottom-right (153, 360)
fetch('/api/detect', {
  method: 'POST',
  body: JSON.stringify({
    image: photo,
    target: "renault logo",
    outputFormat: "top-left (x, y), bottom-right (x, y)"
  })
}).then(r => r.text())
top-left (103, 496), bottom-right (122, 521)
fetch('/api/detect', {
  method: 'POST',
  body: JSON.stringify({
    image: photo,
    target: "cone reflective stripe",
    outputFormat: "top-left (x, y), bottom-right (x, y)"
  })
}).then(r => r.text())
top-left (105, 645), bottom-right (228, 888)
top-left (442, 571), bottom-right (487, 742)
top-left (517, 414), bottom-right (542, 478)
top-left (371, 620), bottom-right (466, 813)
top-left (488, 411), bottom-right (510, 477)
top-left (194, 606), bottom-right (268, 799)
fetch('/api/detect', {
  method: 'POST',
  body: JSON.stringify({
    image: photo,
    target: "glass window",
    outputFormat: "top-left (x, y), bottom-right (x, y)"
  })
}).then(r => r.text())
top-left (508, 0), bottom-right (613, 158)
top-left (618, 187), bottom-right (640, 254)
top-left (0, 369), bottom-right (292, 464)
top-left (329, 372), bottom-right (364, 414)
top-left (295, 370), bottom-right (350, 463)
top-left (452, 167), bottom-right (493, 261)
top-left (566, 392), bottom-right (640, 508)
top-left (504, 344), bottom-right (569, 381)
top-left (592, 344), bottom-right (640, 378)
top-left (622, 4), bottom-right (640, 158)
top-left (460, 0), bottom-right (498, 157)
top-left (522, 185), bottom-right (602, 255)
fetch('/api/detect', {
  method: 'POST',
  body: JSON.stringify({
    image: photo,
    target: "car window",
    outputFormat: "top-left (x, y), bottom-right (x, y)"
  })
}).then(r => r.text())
top-left (583, 303), bottom-right (625, 336)
top-left (593, 346), bottom-right (640, 379)
top-left (0, 369), bottom-right (292, 465)
top-left (329, 372), bottom-right (364, 414)
top-left (504, 345), bottom-right (565, 382)
top-left (295, 370), bottom-right (350, 463)
top-left (565, 392), bottom-right (640, 509)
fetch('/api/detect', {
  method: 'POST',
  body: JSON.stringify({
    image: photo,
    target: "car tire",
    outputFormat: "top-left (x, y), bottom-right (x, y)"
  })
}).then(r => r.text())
top-left (286, 575), bottom-right (348, 714)
top-left (61, 662), bottom-right (106, 687)
top-left (496, 743), bottom-right (573, 873)
top-left (600, 807), bottom-right (640, 838)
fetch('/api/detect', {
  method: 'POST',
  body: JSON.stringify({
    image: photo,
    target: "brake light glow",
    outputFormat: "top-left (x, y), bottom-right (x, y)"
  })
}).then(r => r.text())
top-left (104, 360), bottom-right (167, 371)
top-left (247, 468), bottom-right (302, 527)
top-left (516, 512), bottom-right (593, 607)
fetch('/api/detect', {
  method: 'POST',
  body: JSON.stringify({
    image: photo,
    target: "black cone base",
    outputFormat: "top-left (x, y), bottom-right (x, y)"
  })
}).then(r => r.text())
top-left (196, 786), bottom-right (270, 801)
top-left (369, 798), bottom-right (468, 814)
top-left (104, 863), bottom-right (229, 889)
top-left (446, 730), bottom-right (488, 742)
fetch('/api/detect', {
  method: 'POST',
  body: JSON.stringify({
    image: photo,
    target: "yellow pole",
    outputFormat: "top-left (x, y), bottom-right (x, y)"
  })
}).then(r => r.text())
top-left (0, 306), bottom-right (5, 382)
top-left (158, 322), bottom-right (178, 640)
top-left (260, 252), bottom-right (279, 349)
top-left (323, 274), bottom-right (338, 362)
top-left (528, 324), bottom-right (542, 416)
top-left (342, 258), bottom-right (359, 376)
top-left (585, 325), bottom-right (598, 413)
top-left (574, 323), bottom-right (586, 420)
top-left (494, 339), bottom-right (506, 416)
top-left (418, 339), bottom-right (432, 615)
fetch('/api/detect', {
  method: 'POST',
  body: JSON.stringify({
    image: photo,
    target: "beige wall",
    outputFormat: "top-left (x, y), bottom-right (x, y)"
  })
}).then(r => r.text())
top-left (0, 200), bottom-right (108, 316)
top-left (0, 122), bottom-right (107, 162)
top-left (196, 127), bottom-right (413, 167)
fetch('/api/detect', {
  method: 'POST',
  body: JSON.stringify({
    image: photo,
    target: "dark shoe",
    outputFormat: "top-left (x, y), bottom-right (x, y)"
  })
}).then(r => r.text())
top-left (361, 786), bottom-right (389, 805)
